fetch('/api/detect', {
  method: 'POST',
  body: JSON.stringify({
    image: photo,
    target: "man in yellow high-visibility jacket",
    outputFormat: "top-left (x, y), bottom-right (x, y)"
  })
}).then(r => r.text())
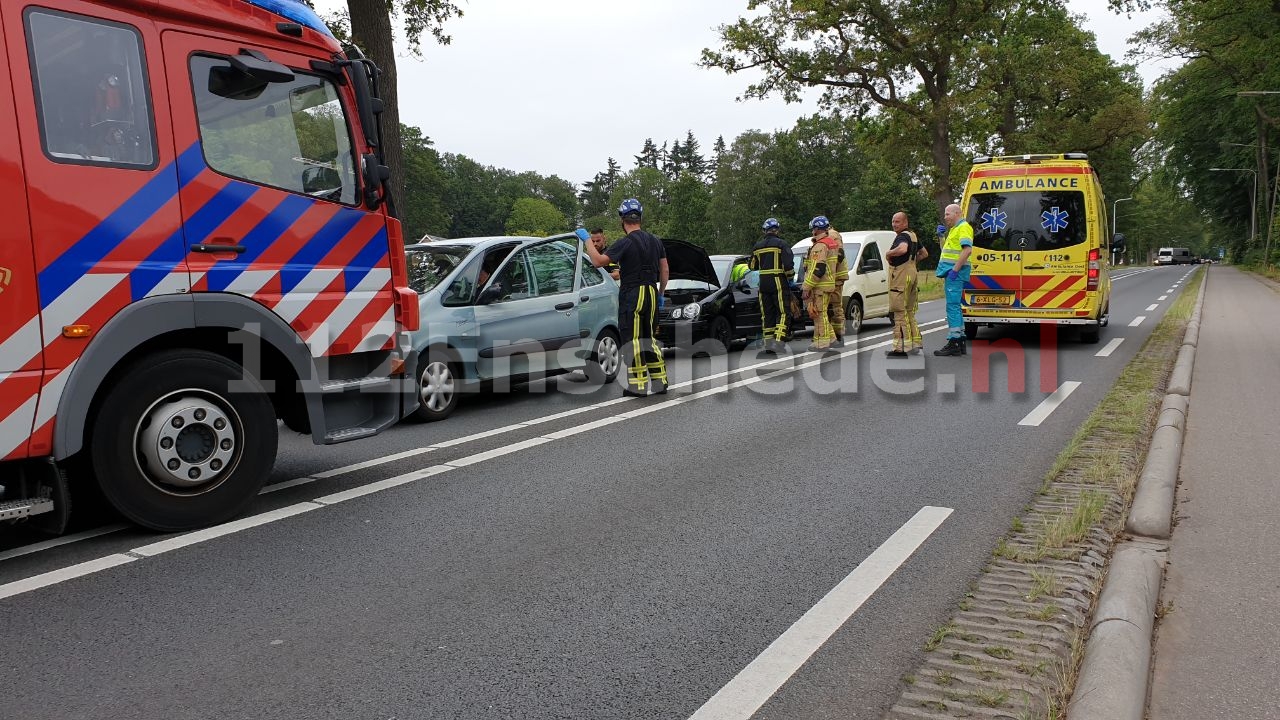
top-left (934, 203), bottom-right (973, 356)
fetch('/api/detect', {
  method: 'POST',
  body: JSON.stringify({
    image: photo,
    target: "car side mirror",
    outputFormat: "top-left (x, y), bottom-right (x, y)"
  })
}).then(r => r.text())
top-left (736, 279), bottom-right (751, 292)
top-left (862, 258), bottom-right (882, 273)
top-left (476, 284), bottom-right (503, 305)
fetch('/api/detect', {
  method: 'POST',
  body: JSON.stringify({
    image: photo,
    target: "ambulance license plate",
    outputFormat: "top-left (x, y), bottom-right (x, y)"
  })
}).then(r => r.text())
top-left (970, 294), bottom-right (1013, 306)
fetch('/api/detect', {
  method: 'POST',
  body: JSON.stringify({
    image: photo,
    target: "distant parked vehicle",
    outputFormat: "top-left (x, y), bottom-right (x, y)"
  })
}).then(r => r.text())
top-left (405, 234), bottom-right (621, 421)
top-left (1156, 247), bottom-right (1193, 265)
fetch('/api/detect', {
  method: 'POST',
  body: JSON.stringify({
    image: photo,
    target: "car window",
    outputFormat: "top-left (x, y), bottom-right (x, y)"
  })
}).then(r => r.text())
top-left (552, 243), bottom-right (604, 287)
top-left (406, 246), bottom-right (472, 294)
top-left (490, 250), bottom-right (532, 302)
top-left (859, 242), bottom-right (883, 273)
top-left (26, 9), bottom-right (156, 168)
top-left (527, 243), bottom-right (576, 296)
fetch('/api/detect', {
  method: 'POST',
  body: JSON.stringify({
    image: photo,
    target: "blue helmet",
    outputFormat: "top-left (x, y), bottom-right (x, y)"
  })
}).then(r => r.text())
top-left (762, 217), bottom-right (781, 232)
top-left (618, 198), bottom-right (643, 218)
top-left (809, 215), bottom-right (830, 230)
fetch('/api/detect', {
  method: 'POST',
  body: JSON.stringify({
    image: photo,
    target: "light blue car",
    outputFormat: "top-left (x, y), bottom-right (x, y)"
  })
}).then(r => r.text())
top-left (404, 233), bottom-right (621, 421)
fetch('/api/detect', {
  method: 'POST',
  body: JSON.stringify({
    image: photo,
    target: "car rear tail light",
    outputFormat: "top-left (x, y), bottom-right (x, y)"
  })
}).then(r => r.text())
top-left (1087, 248), bottom-right (1100, 291)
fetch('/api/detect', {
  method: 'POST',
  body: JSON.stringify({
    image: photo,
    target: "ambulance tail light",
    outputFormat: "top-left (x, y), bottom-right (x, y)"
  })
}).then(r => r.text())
top-left (1087, 248), bottom-right (1100, 291)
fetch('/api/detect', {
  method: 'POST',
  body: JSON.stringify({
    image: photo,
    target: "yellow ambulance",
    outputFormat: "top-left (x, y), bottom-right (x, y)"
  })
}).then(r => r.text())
top-left (959, 153), bottom-right (1112, 343)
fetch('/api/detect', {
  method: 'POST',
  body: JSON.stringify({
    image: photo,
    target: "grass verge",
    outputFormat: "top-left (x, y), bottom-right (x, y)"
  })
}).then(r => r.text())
top-left (889, 268), bottom-right (1205, 720)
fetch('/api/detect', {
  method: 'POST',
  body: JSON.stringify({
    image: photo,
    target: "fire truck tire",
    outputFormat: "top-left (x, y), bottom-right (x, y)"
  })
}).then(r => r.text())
top-left (90, 350), bottom-right (277, 532)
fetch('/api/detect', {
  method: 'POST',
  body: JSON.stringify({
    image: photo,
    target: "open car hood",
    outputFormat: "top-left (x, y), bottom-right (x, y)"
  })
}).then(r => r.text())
top-left (662, 238), bottom-right (720, 286)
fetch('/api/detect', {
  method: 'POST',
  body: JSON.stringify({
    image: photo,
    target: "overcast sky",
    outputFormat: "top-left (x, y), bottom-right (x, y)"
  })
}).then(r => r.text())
top-left (315, 0), bottom-right (1179, 185)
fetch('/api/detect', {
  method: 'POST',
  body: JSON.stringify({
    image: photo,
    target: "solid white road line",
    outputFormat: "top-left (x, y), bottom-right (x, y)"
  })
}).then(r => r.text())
top-left (1146, 304), bottom-right (1159, 312)
top-left (312, 466), bottom-right (452, 505)
top-left (129, 503), bottom-right (322, 558)
top-left (687, 506), bottom-right (954, 720)
top-left (1095, 338), bottom-right (1125, 358)
top-left (0, 524), bottom-right (129, 563)
top-left (311, 447), bottom-right (437, 478)
top-left (1018, 381), bottom-right (1083, 427)
top-left (0, 554), bottom-right (136, 601)
top-left (1129, 316), bottom-right (1147, 327)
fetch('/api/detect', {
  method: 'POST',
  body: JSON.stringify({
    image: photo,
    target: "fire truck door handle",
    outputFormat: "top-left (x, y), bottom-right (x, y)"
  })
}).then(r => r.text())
top-left (192, 243), bottom-right (247, 255)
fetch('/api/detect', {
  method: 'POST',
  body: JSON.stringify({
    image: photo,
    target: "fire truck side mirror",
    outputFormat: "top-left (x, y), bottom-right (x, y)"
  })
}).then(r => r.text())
top-left (362, 153), bottom-right (390, 210)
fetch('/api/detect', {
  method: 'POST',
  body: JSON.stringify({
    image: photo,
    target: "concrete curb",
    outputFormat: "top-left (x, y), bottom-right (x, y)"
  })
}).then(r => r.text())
top-left (1068, 540), bottom-right (1168, 720)
top-left (1070, 266), bottom-right (1207, 719)
top-left (1124, 424), bottom-right (1182, 539)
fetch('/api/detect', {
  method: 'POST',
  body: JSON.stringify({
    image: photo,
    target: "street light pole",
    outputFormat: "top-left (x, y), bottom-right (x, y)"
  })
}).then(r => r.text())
top-left (1112, 197), bottom-right (1133, 265)
top-left (1210, 168), bottom-right (1258, 249)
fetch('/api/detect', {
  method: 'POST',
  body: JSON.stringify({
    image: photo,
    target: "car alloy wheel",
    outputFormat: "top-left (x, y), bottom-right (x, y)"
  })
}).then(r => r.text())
top-left (846, 297), bottom-right (864, 334)
top-left (595, 332), bottom-right (621, 382)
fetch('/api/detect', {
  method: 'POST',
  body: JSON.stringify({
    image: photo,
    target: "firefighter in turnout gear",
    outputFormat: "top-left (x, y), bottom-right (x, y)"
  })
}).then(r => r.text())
top-left (803, 216), bottom-right (840, 352)
top-left (886, 211), bottom-right (928, 357)
top-left (583, 199), bottom-right (670, 396)
top-left (827, 226), bottom-right (850, 347)
top-left (749, 218), bottom-right (795, 356)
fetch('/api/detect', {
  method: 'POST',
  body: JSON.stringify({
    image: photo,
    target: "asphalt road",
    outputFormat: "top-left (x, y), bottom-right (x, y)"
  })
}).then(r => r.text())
top-left (0, 265), bottom-right (1197, 720)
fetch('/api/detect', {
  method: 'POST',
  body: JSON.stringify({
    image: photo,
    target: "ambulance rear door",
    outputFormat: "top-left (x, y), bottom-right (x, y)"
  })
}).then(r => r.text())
top-left (966, 182), bottom-right (1090, 312)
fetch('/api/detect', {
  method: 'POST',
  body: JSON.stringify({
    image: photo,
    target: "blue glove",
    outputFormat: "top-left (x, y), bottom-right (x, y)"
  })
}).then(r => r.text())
top-left (946, 269), bottom-right (959, 281)
top-left (936, 224), bottom-right (947, 237)
top-left (658, 296), bottom-right (665, 309)
top-left (574, 227), bottom-right (590, 242)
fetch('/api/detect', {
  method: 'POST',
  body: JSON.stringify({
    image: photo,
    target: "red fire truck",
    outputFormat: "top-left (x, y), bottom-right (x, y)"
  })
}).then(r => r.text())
top-left (0, 0), bottom-right (420, 533)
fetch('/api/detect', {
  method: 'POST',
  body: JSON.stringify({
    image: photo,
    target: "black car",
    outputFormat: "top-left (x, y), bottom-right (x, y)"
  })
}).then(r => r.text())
top-left (656, 239), bottom-right (809, 352)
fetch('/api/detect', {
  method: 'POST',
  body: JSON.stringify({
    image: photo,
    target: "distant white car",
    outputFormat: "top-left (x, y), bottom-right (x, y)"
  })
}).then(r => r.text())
top-left (791, 230), bottom-right (896, 333)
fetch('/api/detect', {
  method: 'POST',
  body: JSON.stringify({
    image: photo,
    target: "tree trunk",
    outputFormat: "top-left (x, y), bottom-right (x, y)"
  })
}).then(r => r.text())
top-left (347, 0), bottom-right (404, 221)
top-left (930, 113), bottom-right (954, 219)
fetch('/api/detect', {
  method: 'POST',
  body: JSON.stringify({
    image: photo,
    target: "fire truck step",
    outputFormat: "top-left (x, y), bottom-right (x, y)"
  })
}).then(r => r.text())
top-left (323, 426), bottom-right (378, 443)
top-left (320, 377), bottom-right (394, 394)
top-left (0, 497), bottom-right (55, 521)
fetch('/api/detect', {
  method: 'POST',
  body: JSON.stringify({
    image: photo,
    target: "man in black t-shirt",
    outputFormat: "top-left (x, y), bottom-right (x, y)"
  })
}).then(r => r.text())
top-left (886, 211), bottom-right (929, 356)
top-left (583, 199), bottom-right (669, 396)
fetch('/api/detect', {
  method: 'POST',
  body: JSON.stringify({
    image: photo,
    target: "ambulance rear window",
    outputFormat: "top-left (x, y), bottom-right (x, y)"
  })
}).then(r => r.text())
top-left (967, 191), bottom-right (1087, 252)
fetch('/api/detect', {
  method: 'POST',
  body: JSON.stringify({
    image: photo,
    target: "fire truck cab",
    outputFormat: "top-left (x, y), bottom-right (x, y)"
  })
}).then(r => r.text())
top-left (0, 0), bottom-right (419, 533)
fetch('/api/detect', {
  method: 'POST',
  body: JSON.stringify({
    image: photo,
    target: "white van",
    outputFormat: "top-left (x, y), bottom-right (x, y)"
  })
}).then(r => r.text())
top-left (1156, 247), bottom-right (1193, 265)
top-left (791, 230), bottom-right (895, 333)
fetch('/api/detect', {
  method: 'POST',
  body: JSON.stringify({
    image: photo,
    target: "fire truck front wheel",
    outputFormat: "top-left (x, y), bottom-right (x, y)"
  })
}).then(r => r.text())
top-left (90, 350), bottom-right (277, 531)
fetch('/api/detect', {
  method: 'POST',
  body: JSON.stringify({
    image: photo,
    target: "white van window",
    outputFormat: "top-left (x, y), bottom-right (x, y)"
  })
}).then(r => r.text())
top-left (968, 191), bottom-right (1088, 252)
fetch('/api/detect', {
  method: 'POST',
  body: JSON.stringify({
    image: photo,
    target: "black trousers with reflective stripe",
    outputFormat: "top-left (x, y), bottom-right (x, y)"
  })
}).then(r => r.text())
top-left (618, 284), bottom-right (666, 390)
top-left (758, 274), bottom-right (788, 341)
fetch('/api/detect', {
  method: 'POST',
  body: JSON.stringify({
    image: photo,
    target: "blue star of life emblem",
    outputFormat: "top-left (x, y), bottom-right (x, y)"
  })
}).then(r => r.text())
top-left (1041, 207), bottom-right (1069, 233)
top-left (980, 208), bottom-right (1008, 233)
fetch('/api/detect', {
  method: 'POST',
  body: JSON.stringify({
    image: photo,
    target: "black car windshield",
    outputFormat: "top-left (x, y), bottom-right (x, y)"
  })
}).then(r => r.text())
top-left (967, 191), bottom-right (1088, 252)
top-left (406, 245), bottom-right (474, 293)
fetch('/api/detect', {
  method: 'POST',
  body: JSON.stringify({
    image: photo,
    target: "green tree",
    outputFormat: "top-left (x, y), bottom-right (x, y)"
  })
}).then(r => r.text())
top-left (665, 171), bottom-right (714, 243)
top-left (608, 167), bottom-right (669, 235)
top-left (703, 0), bottom-right (1011, 213)
top-left (635, 138), bottom-right (661, 169)
top-left (505, 198), bottom-right (567, 237)
top-left (400, 124), bottom-right (450, 240)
